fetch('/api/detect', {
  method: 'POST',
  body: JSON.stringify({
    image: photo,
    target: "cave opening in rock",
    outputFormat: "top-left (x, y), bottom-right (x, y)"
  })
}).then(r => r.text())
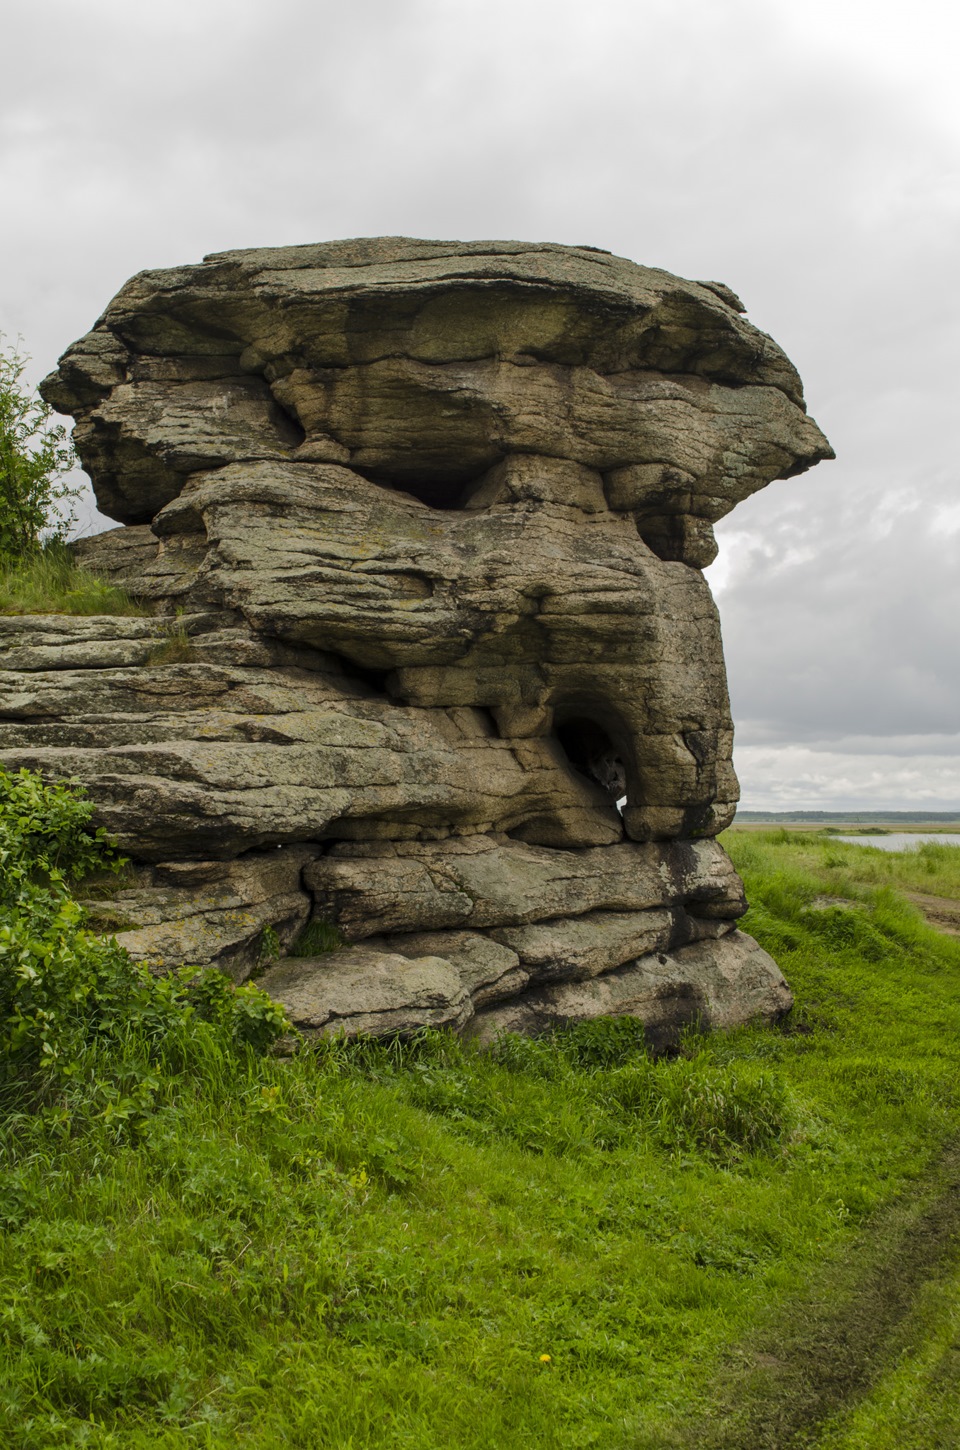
top-left (356, 462), bottom-right (499, 510)
top-left (554, 715), bottom-right (627, 803)
top-left (330, 655), bottom-right (398, 698)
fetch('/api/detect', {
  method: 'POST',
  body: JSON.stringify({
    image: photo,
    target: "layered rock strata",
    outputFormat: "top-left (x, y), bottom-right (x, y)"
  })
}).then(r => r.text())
top-left (0, 238), bottom-right (832, 1042)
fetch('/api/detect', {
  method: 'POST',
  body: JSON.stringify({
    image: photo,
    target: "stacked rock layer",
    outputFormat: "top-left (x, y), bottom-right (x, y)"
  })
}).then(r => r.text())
top-left (0, 238), bottom-right (832, 1042)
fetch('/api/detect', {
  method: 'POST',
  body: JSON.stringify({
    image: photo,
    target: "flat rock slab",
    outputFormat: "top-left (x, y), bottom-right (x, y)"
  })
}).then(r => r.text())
top-left (306, 834), bottom-right (745, 937)
top-left (370, 929), bottom-right (527, 1007)
top-left (258, 928), bottom-right (788, 1046)
top-left (489, 908), bottom-right (675, 983)
top-left (258, 947), bottom-right (472, 1037)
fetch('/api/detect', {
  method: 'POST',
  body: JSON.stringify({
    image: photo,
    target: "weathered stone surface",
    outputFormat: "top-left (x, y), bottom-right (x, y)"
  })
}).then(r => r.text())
top-left (0, 238), bottom-right (834, 1042)
top-left (467, 931), bottom-right (791, 1049)
top-left (34, 240), bottom-right (832, 845)
top-left (371, 930), bottom-right (527, 1007)
top-left (304, 835), bottom-right (745, 938)
top-left (488, 909), bottom-right (676, 983)
top-left (257, 947), bottom-right (472, 1037)
top-left (83, 847), bottom-right (316, 980)
top-left (257, 926), bottom-right (787, 1046)
top-left (42, 239), bottom-right (830, 536)
top-left (72, 525), bottom-right (159, 590)
top-left (0, 658), bottom-right (623, 857)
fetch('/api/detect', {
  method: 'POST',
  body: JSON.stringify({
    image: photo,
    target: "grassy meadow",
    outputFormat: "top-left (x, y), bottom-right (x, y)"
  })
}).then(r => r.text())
top-left (2, 827), bottom-right (960, 1448)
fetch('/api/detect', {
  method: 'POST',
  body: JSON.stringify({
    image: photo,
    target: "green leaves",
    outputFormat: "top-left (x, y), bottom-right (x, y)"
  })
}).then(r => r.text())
top-left (0, 768), bottom-right (290, 1100)
top-left (0, 765), bottom-right (125, 899)
top-left (0, 336), bottom-right (80, 560)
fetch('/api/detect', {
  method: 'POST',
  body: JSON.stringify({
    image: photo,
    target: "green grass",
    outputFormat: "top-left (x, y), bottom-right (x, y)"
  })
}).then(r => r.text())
top-left (4, 831), bottom-right (960, 1446)
top-left (146, 624), bottom-right (197, 665)
top-left (288, 919), bottom-right (347, 957)
top-left (728, 824), bottom-right (960, 901)
top-left (0, 542), bottom-right (145, 616)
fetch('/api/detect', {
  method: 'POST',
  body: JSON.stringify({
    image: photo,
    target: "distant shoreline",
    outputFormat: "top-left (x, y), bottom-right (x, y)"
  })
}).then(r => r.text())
top-left (732, 810), bottom-right (960, 833)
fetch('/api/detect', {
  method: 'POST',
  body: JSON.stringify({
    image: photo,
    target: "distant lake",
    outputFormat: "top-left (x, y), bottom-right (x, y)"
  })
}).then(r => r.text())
top-left (833, 833), bottom-right (960, 852)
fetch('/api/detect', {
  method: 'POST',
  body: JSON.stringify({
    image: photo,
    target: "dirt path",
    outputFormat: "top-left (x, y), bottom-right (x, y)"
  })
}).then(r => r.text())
top-left (682, 1141), bottom-right (960, 1449)
top-left (905, 891), bottom-right (960, 938)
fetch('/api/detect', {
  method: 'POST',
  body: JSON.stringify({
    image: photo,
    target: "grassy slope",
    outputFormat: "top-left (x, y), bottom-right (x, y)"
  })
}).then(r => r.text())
top-left (2, 832), bottom-right (960, 1448)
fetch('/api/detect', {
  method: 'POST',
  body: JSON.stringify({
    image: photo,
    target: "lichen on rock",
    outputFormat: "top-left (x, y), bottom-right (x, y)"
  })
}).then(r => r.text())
top-left (0, 238), bottom-right (832, 1043)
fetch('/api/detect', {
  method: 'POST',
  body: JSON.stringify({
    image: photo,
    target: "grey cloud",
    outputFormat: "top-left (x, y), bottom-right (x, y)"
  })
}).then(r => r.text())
top-left (715, 487), bottom-right (960, 743)
top-left (733, 744), bottom-right (960, 812)
top-left (744, 735), bottom-right (960, 758)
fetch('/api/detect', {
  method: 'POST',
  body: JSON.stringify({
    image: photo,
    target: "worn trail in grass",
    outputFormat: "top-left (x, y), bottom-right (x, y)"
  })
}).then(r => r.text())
top-left (675, 1137), bottom-right (960, 1448)
top-left (663, 830), bottom-right (960, 1449)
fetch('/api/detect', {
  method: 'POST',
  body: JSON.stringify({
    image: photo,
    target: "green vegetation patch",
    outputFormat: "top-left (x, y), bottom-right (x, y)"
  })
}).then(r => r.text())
top-left (730, 825), bottom-right (960, 902)
top-left (3, 808), bottom-right (960, 1447)
top-left (288, 918), bottom-right (347, 957)
top-left (145, 622), bottom-right (197, 664)
top-left (0, 334), bottom-right (144, 616)
top-left (0, 542), bottom-right (144, 616)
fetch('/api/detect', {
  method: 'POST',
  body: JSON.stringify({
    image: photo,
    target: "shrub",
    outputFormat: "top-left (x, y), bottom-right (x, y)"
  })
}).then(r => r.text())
top-left (0, 767), bottom-right (289, 1101)
top-left (0, 764), bottom-right (126, 893)
top-left (0, 336), bottom-right (79, 558)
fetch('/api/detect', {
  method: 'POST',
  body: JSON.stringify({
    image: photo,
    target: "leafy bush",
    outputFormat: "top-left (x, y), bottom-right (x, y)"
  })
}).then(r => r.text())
top-left (0, 337), bottom-right (79, 558)
top-left (0, 767), bottom-right (289, 1100)
top-left (0, 764), bottom-right (125, 889)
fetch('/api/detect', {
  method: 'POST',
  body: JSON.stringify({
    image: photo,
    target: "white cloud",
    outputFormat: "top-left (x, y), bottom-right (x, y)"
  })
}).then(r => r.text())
top-left (735, 743), bottom-right (960, 812)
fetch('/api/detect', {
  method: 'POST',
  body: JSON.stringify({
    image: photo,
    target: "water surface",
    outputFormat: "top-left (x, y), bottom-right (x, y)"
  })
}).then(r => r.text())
top-left (833, 833), bottom-right (960, 852)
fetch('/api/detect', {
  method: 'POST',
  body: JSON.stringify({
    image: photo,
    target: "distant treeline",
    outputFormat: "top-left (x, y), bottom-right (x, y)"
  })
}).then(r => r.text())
top-left (736, 810), bottom-right (960, 823)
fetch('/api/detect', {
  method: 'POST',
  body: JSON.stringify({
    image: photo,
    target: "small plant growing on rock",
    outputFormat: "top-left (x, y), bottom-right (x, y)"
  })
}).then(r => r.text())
top-left (289, 919), bottom-right (346, 957)
top-left (258, 924), bottom-right (281, 963)
top-left (146, 621), bottom-right (197, 665)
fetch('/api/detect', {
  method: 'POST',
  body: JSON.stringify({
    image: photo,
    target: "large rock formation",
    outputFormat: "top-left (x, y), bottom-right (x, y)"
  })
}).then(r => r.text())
top-left (1, 238), bottom-right (832, 1042)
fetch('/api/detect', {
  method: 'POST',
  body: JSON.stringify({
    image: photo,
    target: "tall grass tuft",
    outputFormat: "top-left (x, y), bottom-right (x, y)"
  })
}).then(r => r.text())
top-left (0, 540), bottom-right (145, 616)
top-left (288, 918), bottom-right (347, 957)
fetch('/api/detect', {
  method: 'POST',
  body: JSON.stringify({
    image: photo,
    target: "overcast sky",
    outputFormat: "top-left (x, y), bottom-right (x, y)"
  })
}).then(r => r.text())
top-left (3, 0), bottom-right (958, 811)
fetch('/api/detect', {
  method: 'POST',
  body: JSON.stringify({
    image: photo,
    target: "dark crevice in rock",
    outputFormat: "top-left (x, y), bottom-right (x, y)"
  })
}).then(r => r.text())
top-left (553, 713), bottom-right (628, 802)
top-left (269, 399), bottom-right (307, 449)
top-left (354, 464), bottom-right (498, 511)
top-left (472, 707), bottom-right (501, 739)
top-left (326, 653), bottom-right (399, 699)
